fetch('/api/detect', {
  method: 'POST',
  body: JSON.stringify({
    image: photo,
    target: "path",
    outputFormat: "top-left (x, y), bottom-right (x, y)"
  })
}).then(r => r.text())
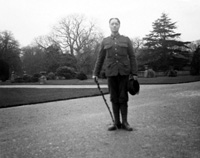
top-left (0, 82), bottom-right (200, 158)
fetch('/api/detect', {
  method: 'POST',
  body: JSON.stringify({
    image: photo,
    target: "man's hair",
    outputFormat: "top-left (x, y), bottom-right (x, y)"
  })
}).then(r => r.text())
top-left (109, 18), bottom-right (120, 24)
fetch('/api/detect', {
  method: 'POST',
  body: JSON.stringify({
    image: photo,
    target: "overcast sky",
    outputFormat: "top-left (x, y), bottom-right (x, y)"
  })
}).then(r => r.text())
top-left (1, 0), bottom-right (200, 47)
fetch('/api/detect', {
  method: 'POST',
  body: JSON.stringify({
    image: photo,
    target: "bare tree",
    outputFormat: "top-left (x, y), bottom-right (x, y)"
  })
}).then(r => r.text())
top-left (188, 40), bottom-right (200, 52)
top-left (53, 14), bottom-right (99, 56)
top-left (34, 34), bottom-right (59, 50)
top-left (131, 37), bottom-right (144, 54)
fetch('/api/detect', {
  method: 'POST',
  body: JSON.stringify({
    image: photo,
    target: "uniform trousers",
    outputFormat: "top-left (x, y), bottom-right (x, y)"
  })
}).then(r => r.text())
top-left (107, 74), bottom-right (129, 125)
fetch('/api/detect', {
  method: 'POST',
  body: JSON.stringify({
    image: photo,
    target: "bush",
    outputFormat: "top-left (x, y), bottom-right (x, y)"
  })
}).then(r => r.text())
top-left (23, 74), bottom-right (32, 82)
top-left (30, 76), bottom-right (39, 82)
top-left (65, 73), bottom-right (74, 79)
top-left (56, 66), bottom-right (76, 79)
top-left (33, 73), bottom-right (41, 78)
top-left (147, 69), bottom-right (156, 78)
top-left (167, 70), bottom-right (177, 77)
top-left (14, 77), bottom-right (24, 83)
top-left (190, 68), bottom-right (198, 76)
top-left (31, 73), bottom-right (41, 82)
top-left (76, 72), bottom-right (88, 80)
top-left (47, 72), bottom-right (56, 80)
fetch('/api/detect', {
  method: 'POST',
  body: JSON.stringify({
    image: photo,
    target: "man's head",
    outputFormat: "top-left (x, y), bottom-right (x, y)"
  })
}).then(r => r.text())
top-left (109, 18), bottom-right (120, 34)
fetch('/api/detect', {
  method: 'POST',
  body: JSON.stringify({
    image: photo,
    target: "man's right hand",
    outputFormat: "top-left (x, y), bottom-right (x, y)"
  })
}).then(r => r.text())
top-left (92, 75), bottom-right (98, 82)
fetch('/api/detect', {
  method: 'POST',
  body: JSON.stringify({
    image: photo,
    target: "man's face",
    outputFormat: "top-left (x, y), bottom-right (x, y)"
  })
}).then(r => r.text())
top-left (109, 19), bottom-right (120, 33)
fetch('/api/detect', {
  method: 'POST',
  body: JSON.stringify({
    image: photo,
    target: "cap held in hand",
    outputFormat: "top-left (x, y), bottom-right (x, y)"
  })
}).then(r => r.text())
top-left (128, 76), bottom-right (140, 95)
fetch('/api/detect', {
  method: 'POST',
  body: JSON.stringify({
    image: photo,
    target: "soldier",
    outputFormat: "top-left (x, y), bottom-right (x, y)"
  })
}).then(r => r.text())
top-left (93, 18), bottom-right (138, 131)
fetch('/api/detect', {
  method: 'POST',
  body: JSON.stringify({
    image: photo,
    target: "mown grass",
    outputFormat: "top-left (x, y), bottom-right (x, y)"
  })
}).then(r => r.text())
top-left (138, 75), bottom-right (200, 84)
top-left (0, 75), bottom-right (200, 108)
top-left (0, 88), bottom-right (109, 108)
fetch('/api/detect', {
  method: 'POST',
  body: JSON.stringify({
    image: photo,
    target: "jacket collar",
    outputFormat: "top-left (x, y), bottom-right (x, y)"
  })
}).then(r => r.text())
top-left (110, 33), bottom-right (120, 39)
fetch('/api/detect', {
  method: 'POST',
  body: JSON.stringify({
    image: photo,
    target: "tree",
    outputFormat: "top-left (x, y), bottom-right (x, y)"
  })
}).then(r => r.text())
top-left (21, 46), bottom-right (46, 75)
top-left (53, 14), bottom-right (99, 56)
top-left (188, 40), bottom-right (200, 52)
top-left (21, 44), bottom-right (78, 75)
top-left (0, 31), bottom-right (22, 76)
top-left (131, 37), bottom-right (144, 54)
top-left (190, 45), bottom-right (200, 75)
top-left (143, 13), bottom-right (190, 71)
top-left (76, 50), bottom-right (93, 74)
top-left (34, 34), bottom-right (60, 50)
top-left (34, 35), bottom-right (67, 72)
top-left (59, 53), bottom-right (77, 70)
top-left (0, 59), bottom-right (9, 81)
top-left (34, 14), bottom-right (103, 75)
top-left (44, 44), bottom-right (63, 72)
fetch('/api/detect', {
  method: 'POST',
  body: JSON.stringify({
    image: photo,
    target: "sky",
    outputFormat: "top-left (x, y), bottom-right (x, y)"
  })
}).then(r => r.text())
top-left (0, 0), bottom-right (200, 47)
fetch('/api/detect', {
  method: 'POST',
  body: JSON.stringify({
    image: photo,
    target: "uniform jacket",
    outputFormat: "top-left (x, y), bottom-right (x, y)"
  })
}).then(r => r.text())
top-left (93, 33), bottom-right (138, 77)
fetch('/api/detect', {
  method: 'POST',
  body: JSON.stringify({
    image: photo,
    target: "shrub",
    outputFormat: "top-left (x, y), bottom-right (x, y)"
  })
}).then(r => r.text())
top-left (33, 73), bottom-right (41, 78)
top-left (168, 70), bottom-right (177, 77)
top-left (31, 73), bottom-right (41, 82)
top-left (23, 74), bottom-right (32, 82)
top-left (14, 77), bottom-right (24, 83)
top-left (190, 68), bottom-right (198, 76)
top-left (76, 72), bottom-right (88, 80)
top-left (147, 69), bottom-right (156, 78)
top-left (56, 66), bottom-right (76, 79)
top-left (30, 76), bottom-right (39, 82)
top-left (47, 72), bottom-right (56, 80)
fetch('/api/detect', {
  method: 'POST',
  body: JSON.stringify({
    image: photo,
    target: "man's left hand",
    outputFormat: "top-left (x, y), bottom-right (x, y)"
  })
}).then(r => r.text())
top-left (132, 75), bottom-right (138, 80)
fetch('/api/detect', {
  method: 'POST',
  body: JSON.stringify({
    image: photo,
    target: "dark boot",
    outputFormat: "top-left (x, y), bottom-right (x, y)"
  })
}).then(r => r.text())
top-left (108, 103), bottom-right (121, 131)
top-left (121, 103), bottom-right (133, 131)
top-left (108, 123), bottom-right (121, 131)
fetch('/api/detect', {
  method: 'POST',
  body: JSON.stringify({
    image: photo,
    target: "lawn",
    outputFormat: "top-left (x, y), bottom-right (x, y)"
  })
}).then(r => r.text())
top-left (0, 88), bottom-right (108, 108)
top-left (0, 75), bottom-right (200, 108)
top-left (2, 75), bottom-right (200, 85)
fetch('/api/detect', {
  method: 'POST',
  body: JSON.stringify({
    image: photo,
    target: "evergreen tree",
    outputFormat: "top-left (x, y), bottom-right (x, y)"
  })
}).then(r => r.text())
top-left (143, 13), bottom-right (190, 71)
top-left (190, 46), bottom-right (200, 75)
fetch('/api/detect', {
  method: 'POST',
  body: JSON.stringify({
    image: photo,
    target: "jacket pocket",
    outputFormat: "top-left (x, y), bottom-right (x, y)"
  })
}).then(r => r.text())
top-left (104, 44), bottom-right (112, 50)
top-left (118, 43), bottom-right (128, 56)
top-left (104, 44), bottom-right (113, 58)
top-left (118, 43), bottom-right (128, 48)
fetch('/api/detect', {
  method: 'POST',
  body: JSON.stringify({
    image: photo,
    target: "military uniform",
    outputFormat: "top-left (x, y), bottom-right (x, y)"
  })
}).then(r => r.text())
top-left (93, 33), bottom-right (138, 131)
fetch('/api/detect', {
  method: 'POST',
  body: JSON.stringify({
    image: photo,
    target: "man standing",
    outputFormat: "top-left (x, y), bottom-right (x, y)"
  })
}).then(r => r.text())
top-left (93, 18), bottom-right (138, 131)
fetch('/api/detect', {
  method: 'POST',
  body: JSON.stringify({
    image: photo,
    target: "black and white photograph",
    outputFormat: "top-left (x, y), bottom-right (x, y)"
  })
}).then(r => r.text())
top-left (0, 0), bottom-right (200, 157)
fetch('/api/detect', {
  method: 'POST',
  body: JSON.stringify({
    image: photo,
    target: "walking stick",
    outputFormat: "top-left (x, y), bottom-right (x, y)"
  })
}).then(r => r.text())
top-left (94, 78), bottom-right (115, 124)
